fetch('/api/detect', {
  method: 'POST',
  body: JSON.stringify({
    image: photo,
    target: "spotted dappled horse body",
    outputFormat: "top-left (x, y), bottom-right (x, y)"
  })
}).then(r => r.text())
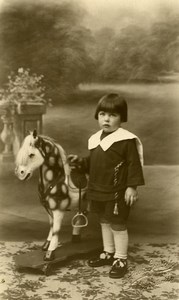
top-left (15, 130), bottom-right (88, 261)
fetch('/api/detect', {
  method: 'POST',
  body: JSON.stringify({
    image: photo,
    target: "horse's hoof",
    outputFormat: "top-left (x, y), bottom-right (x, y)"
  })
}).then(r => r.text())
top-left (42, 240), bottom-right (50, 251)
top-left (44, 250), bottom-right (55, 261)
top-left (72, 234), bottom-right (81, 243)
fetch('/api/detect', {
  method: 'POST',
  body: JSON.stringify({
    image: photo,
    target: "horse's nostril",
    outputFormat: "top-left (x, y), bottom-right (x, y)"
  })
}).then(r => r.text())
top-left (21, 170), bottom-right (24, 175)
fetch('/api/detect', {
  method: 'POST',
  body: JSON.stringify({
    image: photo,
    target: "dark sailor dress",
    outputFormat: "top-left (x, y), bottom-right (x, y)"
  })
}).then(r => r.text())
top-left (83, 128), bottom-right (145, 224)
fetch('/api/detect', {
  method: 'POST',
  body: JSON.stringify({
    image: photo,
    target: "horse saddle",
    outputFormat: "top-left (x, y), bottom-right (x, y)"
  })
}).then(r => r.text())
top-left (70, 167), bottom-right (88, 189)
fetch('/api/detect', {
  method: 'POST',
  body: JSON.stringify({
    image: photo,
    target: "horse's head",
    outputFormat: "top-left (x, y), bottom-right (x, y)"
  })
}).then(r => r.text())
top-left (15, 129), bottom-right (44, 180)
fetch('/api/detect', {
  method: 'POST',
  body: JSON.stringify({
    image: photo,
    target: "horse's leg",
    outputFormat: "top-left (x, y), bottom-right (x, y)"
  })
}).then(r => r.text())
top-left (44, 209), bottom-right (64, 261)
top-left (42, 212), bottom-right (53, 251)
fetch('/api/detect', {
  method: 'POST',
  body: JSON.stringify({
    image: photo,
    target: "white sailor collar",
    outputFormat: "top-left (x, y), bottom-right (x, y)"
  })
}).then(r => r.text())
top-left (88, 128), bottom-right (144, 166)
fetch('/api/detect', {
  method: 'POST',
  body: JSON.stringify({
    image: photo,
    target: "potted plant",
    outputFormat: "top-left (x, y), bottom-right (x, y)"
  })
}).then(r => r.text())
top-left (0, 68), bottom-right (50, 161)
top-left (7, 67), bottom-right (48, 113)
top-left (0, 67), bottom-right (50, 114)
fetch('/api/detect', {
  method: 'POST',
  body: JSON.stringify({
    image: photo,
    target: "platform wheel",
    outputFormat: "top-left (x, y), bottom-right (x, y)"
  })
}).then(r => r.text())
top-left (42, 264), bottom-right (52, 276)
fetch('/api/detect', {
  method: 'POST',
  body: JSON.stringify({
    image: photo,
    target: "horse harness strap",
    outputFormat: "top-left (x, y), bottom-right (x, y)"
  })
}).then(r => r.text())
top-left (37, 139), bottom-right (62, 201)
top-left (39, 166), bottom-right (62, 201)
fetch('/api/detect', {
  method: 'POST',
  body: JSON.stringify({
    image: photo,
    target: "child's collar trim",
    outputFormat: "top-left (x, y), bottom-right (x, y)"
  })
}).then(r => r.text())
top-left (88, 128), bottom-right (144, 165)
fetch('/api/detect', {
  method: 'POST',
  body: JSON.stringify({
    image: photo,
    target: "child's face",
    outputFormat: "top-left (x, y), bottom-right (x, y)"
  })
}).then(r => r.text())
top-left (98, 111), bottom-right (121, 132)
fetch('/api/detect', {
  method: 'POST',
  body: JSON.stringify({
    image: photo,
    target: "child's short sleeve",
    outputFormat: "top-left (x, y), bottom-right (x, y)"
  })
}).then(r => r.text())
top-left (125, 139), bottom-right (145, 187)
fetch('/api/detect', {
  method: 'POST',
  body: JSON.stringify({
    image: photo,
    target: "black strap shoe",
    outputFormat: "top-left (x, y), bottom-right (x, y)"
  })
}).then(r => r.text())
top-left (88, 251), bottom-right (114, 267)
top-left (109, 258), bottom-right (127, 278)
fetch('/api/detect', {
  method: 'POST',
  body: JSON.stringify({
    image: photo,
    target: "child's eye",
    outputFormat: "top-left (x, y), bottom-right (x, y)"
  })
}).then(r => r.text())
top-left (99, 111), bottom-right (105, 116)
top-left (29, 153), bottom-right (35, 158)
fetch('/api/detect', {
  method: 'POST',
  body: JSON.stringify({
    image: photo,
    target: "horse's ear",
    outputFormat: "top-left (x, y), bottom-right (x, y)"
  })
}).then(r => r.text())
top-left (26, 130), bottom-right (31, 136)
top-left (33, 129), bottom-right (37, 139)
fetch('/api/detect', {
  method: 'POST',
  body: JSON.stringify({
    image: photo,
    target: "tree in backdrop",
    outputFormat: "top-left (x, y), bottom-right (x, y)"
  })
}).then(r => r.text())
top-left (0, 0), bottom-right (179, 98)
top-left (93, 7), bottom-right (179, 82)
top-left (0, 0), bottom-right (95, 103)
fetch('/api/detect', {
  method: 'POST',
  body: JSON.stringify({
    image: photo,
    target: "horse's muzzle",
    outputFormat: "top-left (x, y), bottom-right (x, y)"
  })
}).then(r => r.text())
top-left (15, 166), bottom-right (31, 181)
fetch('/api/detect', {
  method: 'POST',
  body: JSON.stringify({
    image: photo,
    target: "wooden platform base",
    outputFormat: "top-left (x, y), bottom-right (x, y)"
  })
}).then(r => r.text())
top-left (14, 238), bottom-right (102, 276)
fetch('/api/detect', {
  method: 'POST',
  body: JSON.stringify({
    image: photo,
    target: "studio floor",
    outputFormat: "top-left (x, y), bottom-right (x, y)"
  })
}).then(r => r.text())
top-left (0, 166), bottom-right (178, 299)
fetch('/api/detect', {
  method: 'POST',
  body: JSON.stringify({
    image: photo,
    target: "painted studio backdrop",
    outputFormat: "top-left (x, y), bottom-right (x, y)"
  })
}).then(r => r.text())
top-left (0, 0), bottom-right (178, 299)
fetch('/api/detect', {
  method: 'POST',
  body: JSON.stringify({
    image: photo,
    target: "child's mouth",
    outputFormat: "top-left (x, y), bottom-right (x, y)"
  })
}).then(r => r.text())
top-left (103, 124), bottom-right (112, 131)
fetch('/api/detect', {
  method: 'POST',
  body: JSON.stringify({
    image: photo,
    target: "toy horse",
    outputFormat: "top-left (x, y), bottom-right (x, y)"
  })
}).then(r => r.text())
top-left (15, 130), bottom-right (88, 261)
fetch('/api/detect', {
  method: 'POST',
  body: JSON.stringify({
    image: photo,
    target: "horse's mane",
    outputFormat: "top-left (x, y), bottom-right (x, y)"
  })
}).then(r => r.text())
top-left (39, 135), bottom-right (56, 144)
top-left (39, 135), bottom-right (67, 165)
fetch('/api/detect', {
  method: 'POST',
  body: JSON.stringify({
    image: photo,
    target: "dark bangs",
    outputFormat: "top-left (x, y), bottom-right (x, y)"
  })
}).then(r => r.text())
top-left (94, 93), bottom-right (128, 122)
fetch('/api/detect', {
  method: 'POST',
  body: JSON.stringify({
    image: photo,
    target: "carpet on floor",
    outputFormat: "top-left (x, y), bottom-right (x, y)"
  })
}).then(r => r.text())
top-left (0, 242), bottom-right (178, 300)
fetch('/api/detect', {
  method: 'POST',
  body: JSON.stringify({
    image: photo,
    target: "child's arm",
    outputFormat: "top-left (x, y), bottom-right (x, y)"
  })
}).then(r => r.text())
top-left (125, 139), bottom-right (145, 187)
top-left (124, 139), bottom-right (145, 206)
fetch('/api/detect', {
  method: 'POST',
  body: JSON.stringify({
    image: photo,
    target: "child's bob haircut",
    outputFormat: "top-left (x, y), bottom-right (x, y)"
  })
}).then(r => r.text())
top-left (94, 93), bottom-right (128, 122)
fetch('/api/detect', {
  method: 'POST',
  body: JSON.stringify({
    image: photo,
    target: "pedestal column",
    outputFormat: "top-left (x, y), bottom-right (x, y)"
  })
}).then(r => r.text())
top-left (0, 114), bottom-right (15, 162)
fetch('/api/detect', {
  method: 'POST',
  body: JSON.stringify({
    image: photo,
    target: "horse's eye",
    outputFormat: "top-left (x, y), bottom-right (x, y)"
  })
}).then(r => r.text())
top-left (29, 153), bottom-right (35, 158)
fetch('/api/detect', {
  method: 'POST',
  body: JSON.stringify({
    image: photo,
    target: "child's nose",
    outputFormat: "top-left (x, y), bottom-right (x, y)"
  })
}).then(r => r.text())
top-left (104, 114), bottom-right (110, 121)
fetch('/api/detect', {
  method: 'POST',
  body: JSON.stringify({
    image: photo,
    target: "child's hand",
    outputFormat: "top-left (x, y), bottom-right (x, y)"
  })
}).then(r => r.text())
top-left (67, 154), bottom-right (80, 169)
top-left (68, 154), bottom-right (79, 163)
top-left (125, 187), bottom-right (138, 206)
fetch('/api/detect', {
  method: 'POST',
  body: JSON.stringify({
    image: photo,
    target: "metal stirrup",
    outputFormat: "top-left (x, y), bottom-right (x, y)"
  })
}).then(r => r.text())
top-left (71, 212), bottom-right (88, 228)
top-left (71, 174), bottom-right (88, 228)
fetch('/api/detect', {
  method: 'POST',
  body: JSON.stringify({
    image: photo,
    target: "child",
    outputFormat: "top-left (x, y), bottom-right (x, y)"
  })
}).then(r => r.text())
top-left (69, 93), bottom-right (145, 278)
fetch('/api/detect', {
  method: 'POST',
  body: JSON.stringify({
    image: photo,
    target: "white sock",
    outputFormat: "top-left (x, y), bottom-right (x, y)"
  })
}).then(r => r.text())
top-left (112, 229), bottom-right (128, 259)
top-left (101, 223), bottom-right (115, 254)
